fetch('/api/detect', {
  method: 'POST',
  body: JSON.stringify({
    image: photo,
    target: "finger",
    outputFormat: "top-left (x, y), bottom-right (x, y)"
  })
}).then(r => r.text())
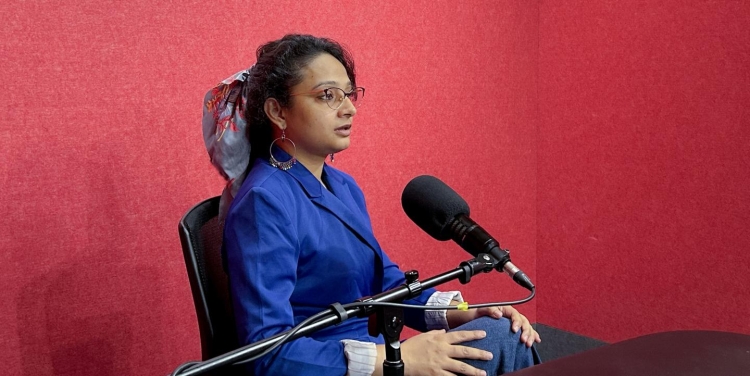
top-left (520, 324), bottom-right (537, 347)
top-left (531, 328), bottom-right (542, 344)
top-left (445, 358), bottom-right (489, 376)
top-left (524, 330), bottom-right (536, 347)
top-left (519, 322), bottom-right (532, 343)
top-left (511, 313), bottom-right (524, 333)
top-left (502, 307), bottom-right (523, 332)
top-left (448, 344), bottom-right (494, 361)
top-left (528, 330), bottom-right (540, 347)
top-left (434, 371), bottom-right (460, 376)
top-left (488, 306), bottom-right (503, 319)
top-left (444, 330), bottom-right (487, 344)
top-left (476, 306), bottom-right (501, 319)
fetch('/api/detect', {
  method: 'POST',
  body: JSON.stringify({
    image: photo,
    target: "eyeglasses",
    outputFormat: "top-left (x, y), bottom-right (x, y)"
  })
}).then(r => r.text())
top-left (290, 87), bottom-right (365, 110)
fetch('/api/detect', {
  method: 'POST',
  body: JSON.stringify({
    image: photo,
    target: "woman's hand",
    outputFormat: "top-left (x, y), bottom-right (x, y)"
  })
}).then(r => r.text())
top-left (376, 329), bottom-right (493, 376)
top-left (447, 305), bottom-right (541, 348)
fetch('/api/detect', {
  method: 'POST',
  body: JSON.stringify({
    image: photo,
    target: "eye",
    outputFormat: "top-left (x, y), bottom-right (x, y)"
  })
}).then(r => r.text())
top-left (320, 89), bottom-right (335, 101)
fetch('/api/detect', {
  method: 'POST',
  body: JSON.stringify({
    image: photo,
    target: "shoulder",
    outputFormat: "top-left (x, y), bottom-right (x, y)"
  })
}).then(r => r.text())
top-left (245, 159), bottom-right (300, 192)
top-left (228, 160), bottom-right (300, 215)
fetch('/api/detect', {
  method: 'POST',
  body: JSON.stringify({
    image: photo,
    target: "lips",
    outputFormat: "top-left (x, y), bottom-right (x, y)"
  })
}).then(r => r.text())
top-left (334, 124), bottom-right (351, 136)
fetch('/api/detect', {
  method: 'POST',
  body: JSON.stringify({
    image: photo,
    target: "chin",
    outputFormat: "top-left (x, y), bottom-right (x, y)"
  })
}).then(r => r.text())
top-left (334, 141), bottom-right (351, 152)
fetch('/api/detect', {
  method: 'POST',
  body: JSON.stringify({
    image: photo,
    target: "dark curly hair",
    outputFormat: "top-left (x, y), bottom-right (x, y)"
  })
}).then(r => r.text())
top-left (244, 34), bottom-right (356, 166)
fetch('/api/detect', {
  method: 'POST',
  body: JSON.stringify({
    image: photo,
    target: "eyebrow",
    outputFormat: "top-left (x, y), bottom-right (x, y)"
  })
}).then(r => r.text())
top-left (311, 80), bottom-right (353, 90)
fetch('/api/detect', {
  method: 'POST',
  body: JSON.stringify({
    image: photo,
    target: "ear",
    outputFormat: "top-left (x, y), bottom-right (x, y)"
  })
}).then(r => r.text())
top-left (264, 98), bottom-right (286, 131)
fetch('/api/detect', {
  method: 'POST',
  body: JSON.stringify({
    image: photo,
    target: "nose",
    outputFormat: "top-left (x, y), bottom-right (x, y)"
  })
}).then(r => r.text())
top-left (338, 96), bottom-right (357, 117)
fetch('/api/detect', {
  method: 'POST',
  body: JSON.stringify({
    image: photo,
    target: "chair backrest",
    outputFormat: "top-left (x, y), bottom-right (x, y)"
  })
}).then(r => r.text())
top-left (178, 196), bottom-right (239, 361)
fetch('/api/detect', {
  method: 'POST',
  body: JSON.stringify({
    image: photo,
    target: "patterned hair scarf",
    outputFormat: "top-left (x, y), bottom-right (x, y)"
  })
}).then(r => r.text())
top-left (202, 66), bottom-right (254, 226)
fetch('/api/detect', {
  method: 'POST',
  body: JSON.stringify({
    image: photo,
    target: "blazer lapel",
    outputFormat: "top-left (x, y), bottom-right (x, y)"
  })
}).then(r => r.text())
top-left (322, 167), bottom-right (385, 261)
top-left (282, 160), bottom-right (384, 261)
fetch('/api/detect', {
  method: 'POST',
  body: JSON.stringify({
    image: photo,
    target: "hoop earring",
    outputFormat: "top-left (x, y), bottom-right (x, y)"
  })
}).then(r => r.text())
top-left (329, 153), bottom-right (335, 163)
top-left (269, 131), bottom-right (297, 171)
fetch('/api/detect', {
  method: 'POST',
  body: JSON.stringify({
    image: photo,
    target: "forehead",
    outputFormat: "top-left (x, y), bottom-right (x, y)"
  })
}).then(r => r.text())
top-left (297, 53), bottom-right (350, 87)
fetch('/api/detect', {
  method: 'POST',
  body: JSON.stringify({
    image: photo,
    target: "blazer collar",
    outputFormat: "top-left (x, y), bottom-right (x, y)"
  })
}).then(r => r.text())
top-left (273, 148), bottom-right (383, 260)
top-left (270, 146), bottom-right (324, 197)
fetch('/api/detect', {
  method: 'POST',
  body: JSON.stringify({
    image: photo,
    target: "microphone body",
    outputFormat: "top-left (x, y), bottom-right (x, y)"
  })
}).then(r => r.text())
top-left (401, 175), bottom-right (534, 290)
top-left (447, 214), bottom-right (534, 290)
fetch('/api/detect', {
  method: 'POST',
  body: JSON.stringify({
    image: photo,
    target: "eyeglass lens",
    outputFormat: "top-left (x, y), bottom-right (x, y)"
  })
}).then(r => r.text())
top-left (325, 88), bottom-right (364, 109)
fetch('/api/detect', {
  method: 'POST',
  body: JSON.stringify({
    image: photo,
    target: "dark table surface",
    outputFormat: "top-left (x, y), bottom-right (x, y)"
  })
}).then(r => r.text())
top-left (509, 330), bottom-right (750, 376)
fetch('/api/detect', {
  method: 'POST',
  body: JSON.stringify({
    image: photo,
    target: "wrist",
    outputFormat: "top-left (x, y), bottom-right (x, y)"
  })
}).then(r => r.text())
top-left (372, 344), bottom-right (386, 376)
top-left (446, 301), bottom-right (476, 328)
top-left (425, 291), bottom-right (463, 330)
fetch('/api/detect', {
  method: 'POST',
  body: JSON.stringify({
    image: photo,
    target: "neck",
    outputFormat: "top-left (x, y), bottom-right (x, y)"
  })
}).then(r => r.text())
top-left (298, 156), bottom-right (325, 181)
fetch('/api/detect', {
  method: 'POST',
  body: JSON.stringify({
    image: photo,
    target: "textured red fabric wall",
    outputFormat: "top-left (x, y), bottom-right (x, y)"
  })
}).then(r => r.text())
top-left (0, 1), bottom-right (538, 375)
top-left (538, 1), bottom-right (750, 342)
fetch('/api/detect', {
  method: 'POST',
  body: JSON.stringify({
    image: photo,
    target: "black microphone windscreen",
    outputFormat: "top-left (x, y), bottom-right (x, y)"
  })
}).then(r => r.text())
top-left (401, 175), bottom-right (470, 241)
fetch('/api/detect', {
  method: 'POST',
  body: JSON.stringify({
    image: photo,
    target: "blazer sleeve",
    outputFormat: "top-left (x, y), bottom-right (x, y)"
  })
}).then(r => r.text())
top-left (380, 251), bottom-right (437, 332)
top-left (224, 186), bottom-right (348, 376)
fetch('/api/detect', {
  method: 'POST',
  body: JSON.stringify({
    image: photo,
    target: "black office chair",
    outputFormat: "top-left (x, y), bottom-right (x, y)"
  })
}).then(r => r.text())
top-left (179, 196), bottom-right (240, 368)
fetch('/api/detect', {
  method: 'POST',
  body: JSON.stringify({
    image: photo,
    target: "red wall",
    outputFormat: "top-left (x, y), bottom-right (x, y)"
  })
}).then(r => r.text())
top-left (0, 1), bottom-right (537, 375)
top-left (3, 1), bottom-right (748, 375)
top-left (537, 1), bottom-right (750, 342)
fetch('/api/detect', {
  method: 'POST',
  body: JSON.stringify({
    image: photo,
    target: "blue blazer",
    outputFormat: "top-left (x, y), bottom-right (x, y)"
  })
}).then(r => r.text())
top-left (224, 154), bottom-right (436, 375)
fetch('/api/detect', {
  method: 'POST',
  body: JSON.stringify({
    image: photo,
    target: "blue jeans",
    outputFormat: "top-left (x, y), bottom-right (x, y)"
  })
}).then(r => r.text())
top-left (450, 316), bottom-right (541, 375)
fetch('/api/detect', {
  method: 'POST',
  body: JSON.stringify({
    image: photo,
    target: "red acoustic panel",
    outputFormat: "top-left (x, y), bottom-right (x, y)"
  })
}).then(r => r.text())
top-left (538, 1), bottom-right (750, 342)
top-left (0, 1), bottom-right (538, 375)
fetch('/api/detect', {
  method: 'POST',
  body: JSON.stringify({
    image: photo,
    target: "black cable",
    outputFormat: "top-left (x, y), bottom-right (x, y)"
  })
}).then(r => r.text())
top-left (170, 309), bottom-right (335, 373)
top-left (343, 289), bottom-right (535, 312)
top-left (233, 308), bottom-right (332, 366)
top-left (228, 288), bottom-right (536, 368)
top-left (169, 361), bottom-right (200, 376)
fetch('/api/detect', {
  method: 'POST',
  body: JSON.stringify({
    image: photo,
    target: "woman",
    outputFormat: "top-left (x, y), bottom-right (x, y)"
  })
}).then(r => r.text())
top-left (203, 34), bottom-right (541, 376)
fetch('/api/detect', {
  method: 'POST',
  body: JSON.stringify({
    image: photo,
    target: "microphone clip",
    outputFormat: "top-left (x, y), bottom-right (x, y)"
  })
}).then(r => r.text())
top-left (458, 253), bottom-right (499, 284)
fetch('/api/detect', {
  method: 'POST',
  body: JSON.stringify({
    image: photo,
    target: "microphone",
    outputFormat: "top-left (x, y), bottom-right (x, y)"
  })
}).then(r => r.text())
top-left (401, 175), bottom-right (534, 290)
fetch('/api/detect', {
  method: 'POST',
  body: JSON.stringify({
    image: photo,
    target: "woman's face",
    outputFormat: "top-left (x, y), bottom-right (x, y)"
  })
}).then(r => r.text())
top-left (280, 53), bottom-right (357, 162)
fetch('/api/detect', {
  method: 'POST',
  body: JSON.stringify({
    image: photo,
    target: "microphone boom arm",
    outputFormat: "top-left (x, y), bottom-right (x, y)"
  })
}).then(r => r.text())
top-left (171, 252), bottom-right (508, 376)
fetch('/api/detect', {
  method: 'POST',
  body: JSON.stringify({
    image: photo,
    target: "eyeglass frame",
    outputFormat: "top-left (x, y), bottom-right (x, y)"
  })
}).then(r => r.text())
top-left (289, 86), bottom-right (365, 110)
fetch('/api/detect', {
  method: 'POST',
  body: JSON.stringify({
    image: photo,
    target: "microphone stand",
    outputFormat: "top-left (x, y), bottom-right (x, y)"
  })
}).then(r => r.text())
top-left (171, 253), bottom-right (503, 376)
top-left (370, 304), bottom-right (405, 376)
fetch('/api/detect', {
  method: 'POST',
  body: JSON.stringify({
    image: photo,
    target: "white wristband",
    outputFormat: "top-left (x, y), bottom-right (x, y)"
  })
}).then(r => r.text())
top-left (341, 339), bottom-right (377, 376)
top-left (425, 291), bottom-right (464, 330)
